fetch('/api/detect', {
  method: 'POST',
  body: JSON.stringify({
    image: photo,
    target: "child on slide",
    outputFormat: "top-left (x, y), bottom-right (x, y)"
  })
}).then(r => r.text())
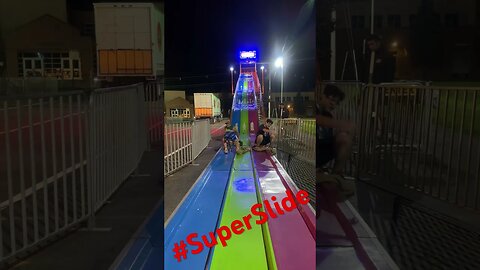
top-left (223, 121), bottom-right (251, 155)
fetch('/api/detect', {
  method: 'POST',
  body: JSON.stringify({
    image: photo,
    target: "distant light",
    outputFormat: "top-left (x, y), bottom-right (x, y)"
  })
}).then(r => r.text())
top-left (230, 67), bottom-right (234, 72)
top-left (287, 105), bottom-right (291, 109)
top-left (392, 41), bottom-right (398, 48)
top-left (275, 57), bottom-right (283, 68)
top-left (261, 66), bottom-right (265, 70)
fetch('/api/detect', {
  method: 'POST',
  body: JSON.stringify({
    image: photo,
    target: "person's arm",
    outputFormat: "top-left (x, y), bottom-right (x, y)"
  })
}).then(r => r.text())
top-left (317, 114), bottom-right (354, 133)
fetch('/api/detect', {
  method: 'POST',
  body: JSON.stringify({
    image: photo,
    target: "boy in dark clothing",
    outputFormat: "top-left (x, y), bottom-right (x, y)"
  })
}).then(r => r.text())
top-left (317, 84), bottom-right (355, 198)
top-left (253, 119), bottom-right (276, 154)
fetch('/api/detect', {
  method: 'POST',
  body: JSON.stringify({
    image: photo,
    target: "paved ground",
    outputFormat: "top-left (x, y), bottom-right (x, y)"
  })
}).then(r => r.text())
top-left (350, 180), bottom-right (480, 270)
top-left (164, 138), bottom-right (223, 221)
top-left (6, 150), bottom-right (163, 270)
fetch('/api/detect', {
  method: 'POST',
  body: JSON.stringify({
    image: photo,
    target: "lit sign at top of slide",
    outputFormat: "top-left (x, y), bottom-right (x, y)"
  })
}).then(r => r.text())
top-left (239, 50), bottom-right (257, 60)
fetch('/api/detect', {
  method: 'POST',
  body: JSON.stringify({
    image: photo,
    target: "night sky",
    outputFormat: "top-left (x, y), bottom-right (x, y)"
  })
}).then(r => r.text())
top-left (165, 0), bottom-right (315, 93)
top-left (67, 0), bottom-right (316, 93)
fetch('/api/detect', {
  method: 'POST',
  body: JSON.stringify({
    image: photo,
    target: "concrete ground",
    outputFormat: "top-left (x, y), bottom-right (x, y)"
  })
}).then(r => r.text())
top-left (7, 150), bottom-right (163, 270)
top-left (164, 133), bottom-right (224, 221)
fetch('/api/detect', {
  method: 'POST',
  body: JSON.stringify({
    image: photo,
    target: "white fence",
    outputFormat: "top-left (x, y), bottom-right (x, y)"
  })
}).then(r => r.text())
top-left (87, 84), bottom-right (148, 212)
top-left (0, 83), bottom-right (159, 266)
top-left (164, 119), bottom-right (211, 176)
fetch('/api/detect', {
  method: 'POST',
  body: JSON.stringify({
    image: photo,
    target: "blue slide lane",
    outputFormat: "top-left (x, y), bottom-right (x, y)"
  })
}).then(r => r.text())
top-left (164, 150), bottom-right (235, 269)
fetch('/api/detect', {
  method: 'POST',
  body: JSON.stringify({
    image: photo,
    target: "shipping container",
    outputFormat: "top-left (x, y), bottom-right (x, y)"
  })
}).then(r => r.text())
top-left (93, 2), bottom-right (164, 78)
top-left (194, 93), bottom-right (221, 120)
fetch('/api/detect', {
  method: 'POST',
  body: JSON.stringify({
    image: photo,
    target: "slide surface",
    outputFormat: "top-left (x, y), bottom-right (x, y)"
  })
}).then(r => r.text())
top-left (117, 67), bottom-right (315, 270)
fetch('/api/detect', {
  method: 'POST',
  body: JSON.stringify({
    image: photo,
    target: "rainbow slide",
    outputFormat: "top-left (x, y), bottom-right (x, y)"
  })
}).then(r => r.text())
top-left (163, 70), bottom-right (316, 269)
top-left (110, 69), bottom-right (315, 269)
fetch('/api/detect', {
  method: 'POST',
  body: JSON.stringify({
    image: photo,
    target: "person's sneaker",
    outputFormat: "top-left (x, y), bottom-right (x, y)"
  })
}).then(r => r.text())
top-left (236, 148), bottom-right (245, 155)
top-left (224, 148), bottom-right (228, 154)
top-left (269, 147), bottom-right (277, 155)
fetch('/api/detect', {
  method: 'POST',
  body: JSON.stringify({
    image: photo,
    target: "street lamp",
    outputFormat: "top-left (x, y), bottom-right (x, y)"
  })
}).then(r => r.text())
top-left (230, 66), bottom-right (234, 94)
top-left (260, 65), bottom-right (265, 94)
top-left (275, 57), bottom-right (283, 118)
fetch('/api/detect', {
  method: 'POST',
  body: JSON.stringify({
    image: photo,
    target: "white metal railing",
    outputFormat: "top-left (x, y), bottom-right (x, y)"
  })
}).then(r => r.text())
top-left (164, 119), bottom-right (211, 176)
top-left (87, 84), bottom-right (148, 212)
top-left (1, 83), bottom-right (156, 266)
top-left (1, 92), bottom-right (89, 265)
top-left (144, 82), bottom-right (163, 146)
top-left (192, 120), bottom-right (211, 160)
top-left (356, 84), bottom-right (480, 211)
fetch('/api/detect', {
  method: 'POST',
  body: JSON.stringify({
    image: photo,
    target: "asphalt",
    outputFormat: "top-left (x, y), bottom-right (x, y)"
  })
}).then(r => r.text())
top-left (164, 131), bottom-right (224, 221)
top-left (6, 149), bottom-right (163, 270)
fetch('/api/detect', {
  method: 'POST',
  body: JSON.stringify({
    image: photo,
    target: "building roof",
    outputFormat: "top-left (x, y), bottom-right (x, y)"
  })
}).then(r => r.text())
top-left (166, 97), bottom-right (192, 108)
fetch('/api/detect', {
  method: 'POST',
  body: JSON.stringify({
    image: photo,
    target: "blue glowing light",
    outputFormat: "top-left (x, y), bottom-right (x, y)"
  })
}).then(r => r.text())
top-left (239, 50), bottom-right (257, 60)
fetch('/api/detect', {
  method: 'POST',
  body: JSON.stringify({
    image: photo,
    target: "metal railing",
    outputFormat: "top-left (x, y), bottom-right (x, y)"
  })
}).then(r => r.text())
top-left (356, 84), bottom-right (480, 211)
top-left (164, 119), bottom-right (211, 176)
top-left (144, 82), bottom-right (163, 146)
top-left (1, 92), bottom-right (89, 265)
top-left (87, 84), bottom-right (148, 212)
top-left (1, 83), bottom-right (158, 266)
top-left (269, 118), bottom-right (315, 163)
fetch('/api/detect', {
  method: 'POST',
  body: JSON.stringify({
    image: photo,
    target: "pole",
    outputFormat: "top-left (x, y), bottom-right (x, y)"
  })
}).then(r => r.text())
top-left (370, 0), bottom-right (375, 34)
top-left (231, 70), bottom-right (234, 94)
top-left (330, 3), bottom-right (336, 80)
top-left (261, 69), bottom-right (265, 94)
top-left (368, 0), bottom-right (375, 84)
top-left (280, 65), bottom-right (285, 119)
top-left (268, 71), bottom-right (271, 118)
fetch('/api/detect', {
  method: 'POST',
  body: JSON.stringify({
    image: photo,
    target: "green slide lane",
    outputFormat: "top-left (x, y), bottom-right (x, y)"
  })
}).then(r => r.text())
top-left (209, 162), bottom-right (268, 270)
top-left (240, 91), bottom-right (249, 136)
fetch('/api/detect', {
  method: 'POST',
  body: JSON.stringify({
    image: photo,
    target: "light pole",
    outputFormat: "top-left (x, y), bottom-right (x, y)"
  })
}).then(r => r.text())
top-left (230, 66), bottom-right (234, 94)
top-left (275, 57), bottom-right (283, 118)
top-left (260, 65), bottom-right (265, 94)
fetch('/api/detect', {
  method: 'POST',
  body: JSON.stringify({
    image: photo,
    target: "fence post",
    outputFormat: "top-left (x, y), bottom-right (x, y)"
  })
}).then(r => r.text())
top-left (85, 91), bottom-right (96, 229)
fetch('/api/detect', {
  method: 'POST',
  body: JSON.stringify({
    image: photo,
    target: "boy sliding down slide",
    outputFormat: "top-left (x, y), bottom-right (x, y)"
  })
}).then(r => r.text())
top-left (223, 121), bottom-right (251, 155)
top-left (253, 119), bottom-right (276, 155)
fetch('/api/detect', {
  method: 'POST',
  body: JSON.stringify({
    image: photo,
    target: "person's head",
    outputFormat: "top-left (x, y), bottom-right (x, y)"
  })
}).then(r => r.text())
top-left (366, 34), bottom-right (382, 52)
top-left (319, 84), bottom-right (345, 112)
top-left (266, 118), bottom-right (273, 128)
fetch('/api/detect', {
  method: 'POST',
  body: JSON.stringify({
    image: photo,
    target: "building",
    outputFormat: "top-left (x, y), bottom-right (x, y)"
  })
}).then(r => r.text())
top-left (327, 0), bottom-right (479, 81)
top-left (165, 97), bottom-right (193, 119)
top-left (1, 0), bottom-right (96, 93)
top-left (269, 91), bottom-right (315, 117)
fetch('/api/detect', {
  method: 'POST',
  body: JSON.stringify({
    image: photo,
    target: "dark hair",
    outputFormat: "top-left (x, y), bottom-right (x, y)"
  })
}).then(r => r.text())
top-left (324, 84), bottom-right (345, 101)
top-left (266, 119), bottom-right (273, 124)
top-left (366, 34), bottom-right (381, 42)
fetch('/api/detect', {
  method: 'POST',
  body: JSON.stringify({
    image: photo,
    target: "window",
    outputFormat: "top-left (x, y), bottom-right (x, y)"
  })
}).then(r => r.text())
top-left (17, 51), bottom-right (81, 79)
top-left (304, 96), bottom-right (309, 101)
top-left (351, 15), bottom-right (365, 28)
top-left (170, 109), bottom-right (179, 117)
top-left (445, 13), bottom-right (459, 28)
top-left (275, 97), bottom-right (280, 102)
top-left (388, 15), bottom-right (401, 28)
top-left (286, 97), bottom-right (291, 102)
